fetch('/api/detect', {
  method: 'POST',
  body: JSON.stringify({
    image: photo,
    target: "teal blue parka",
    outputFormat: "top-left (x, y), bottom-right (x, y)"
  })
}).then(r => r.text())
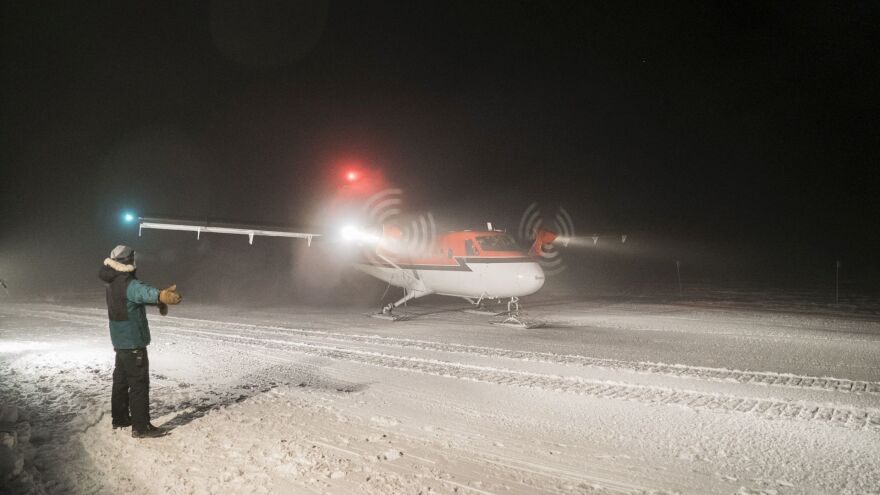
top-left (99, 258), bottom-right (160, 349)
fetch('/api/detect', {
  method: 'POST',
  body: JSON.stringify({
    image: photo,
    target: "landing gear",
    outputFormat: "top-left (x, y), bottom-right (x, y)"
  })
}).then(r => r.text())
top-left (371, 289), bottom-right (424, 321)
top-left (462, 295), bottom-right (502, 316)
top-left (490, 296), bottom-right (545, 329)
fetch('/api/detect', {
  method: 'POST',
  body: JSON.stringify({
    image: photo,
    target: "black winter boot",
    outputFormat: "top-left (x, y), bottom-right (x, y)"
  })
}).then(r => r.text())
top-left (132, 423), bottom-right (167, 438)
top-left (112, 417), bottom-right (132, 429)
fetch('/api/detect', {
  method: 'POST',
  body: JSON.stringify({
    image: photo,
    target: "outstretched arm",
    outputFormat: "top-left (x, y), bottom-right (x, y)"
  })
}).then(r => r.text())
top-left (127, 279), bottom-right (160, 305)
top-left (127, 280), bottom-right (182, 312)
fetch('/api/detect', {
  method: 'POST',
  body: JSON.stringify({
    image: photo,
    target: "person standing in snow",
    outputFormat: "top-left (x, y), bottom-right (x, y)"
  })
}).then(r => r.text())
top-left (98, 245), bottom-right (182, 438)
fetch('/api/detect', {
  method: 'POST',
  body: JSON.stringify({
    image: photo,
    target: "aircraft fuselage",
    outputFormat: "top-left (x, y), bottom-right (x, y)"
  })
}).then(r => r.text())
top-left (355, 230), bottom-right (546, 300)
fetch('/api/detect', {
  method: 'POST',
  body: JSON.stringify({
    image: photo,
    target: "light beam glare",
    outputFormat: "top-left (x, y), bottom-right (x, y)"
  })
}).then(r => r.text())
top-left (340, 225), bottom-right (380, 244)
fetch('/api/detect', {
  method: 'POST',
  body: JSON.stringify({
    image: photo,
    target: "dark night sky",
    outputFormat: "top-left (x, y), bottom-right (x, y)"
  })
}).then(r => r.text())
top-left (2, 1), bottom-right (879, 295)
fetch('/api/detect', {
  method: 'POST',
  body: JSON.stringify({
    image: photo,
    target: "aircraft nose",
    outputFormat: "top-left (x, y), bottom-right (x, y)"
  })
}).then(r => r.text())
top-left (516, 262), bottom-right (545, 295)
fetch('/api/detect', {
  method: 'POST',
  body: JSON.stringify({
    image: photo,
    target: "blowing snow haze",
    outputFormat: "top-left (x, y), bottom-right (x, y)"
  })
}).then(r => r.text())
top-left (5, 4), bottom-right (880, 495)
top-left (1, 2), bottom-right (879, 298)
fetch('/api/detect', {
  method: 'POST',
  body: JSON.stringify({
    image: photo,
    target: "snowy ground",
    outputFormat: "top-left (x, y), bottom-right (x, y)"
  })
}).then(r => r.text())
top-left (1, 291), bottom-right (879, 494)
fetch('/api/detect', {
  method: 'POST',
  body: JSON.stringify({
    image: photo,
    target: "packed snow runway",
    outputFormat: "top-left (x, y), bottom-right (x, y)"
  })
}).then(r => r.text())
top-left (2, 294), bottom-right (880, 494)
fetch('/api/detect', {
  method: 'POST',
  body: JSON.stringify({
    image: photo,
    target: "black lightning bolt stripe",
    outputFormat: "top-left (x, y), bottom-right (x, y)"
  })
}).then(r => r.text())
top-left (361, 257), bottom-right (534, 272)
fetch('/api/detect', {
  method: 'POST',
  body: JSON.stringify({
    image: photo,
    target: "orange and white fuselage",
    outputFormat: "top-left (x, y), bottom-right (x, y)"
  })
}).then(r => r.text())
top-left (354, 230), bottom-right (546, 302)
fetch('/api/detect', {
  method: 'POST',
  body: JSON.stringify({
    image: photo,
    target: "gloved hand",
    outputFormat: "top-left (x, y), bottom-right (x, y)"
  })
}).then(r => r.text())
top-left (159, 284), bottom-right (182, 305)
top-left (158, 302), bottom-right (168, 316)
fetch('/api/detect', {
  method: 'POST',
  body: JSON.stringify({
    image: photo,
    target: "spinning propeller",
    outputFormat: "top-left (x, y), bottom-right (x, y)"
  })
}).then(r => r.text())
top-left (361, 188), bottom-right (436, 258)
top-left (518, 202), bottom-right (576, 276)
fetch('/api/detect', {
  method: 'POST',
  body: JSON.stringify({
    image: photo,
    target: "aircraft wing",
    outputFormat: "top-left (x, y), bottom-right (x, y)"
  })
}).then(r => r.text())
top-left (138, 217), bottom-right (320, 245)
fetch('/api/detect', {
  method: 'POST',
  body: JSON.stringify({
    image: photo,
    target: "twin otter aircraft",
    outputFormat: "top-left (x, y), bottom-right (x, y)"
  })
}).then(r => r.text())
top-left (137, 217), bottom-right (557, 328)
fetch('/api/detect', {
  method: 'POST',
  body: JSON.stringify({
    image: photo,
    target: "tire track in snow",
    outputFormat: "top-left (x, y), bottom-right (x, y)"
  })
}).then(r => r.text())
top-left (149, 324), bottom-right (880, 432)
top-left (15, 306), bottom-right (880, 397)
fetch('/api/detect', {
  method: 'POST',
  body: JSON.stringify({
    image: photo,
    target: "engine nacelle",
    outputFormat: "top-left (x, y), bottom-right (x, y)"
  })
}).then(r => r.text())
top-left (528, 228), bottom-right (558, 257)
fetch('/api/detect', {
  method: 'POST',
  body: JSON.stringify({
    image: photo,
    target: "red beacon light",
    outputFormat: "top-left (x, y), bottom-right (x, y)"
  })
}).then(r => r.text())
top-left (346, 170), bottom-right (358, 182)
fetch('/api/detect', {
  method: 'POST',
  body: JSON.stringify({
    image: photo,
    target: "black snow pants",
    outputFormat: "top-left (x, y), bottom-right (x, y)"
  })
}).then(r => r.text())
top-left (111, 347), bottom-right (150, 431)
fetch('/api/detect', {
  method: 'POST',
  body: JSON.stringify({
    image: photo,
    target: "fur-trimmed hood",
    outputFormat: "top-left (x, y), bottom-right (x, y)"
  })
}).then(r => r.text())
top-left (99, 258), bottom-right (136, 283)
top-left (104, 258), bottom-right (135, 272)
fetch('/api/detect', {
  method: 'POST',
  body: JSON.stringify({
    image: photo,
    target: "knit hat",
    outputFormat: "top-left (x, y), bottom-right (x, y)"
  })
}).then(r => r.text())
top-left (110, 245), bottom-right (135, 263)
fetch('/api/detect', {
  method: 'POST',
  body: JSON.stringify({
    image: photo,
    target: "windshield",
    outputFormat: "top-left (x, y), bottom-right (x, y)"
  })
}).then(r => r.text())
top-left (476, 234), bottom-right (520, 252)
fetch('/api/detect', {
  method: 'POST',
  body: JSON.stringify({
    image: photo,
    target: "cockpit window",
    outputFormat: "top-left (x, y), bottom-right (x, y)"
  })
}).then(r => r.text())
top-left (476, 234), bottom-right (519, 251)
top-left (465, 239), bottom-right (477, 256)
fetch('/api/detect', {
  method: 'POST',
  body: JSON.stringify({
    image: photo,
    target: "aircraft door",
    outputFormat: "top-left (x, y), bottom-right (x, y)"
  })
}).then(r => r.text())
top-left (463, 238), bottom-right (487, 291)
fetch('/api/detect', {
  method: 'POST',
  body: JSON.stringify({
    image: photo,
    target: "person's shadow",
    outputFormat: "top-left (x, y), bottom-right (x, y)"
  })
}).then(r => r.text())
top-left (153, 362), bottom-right (369, 431)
